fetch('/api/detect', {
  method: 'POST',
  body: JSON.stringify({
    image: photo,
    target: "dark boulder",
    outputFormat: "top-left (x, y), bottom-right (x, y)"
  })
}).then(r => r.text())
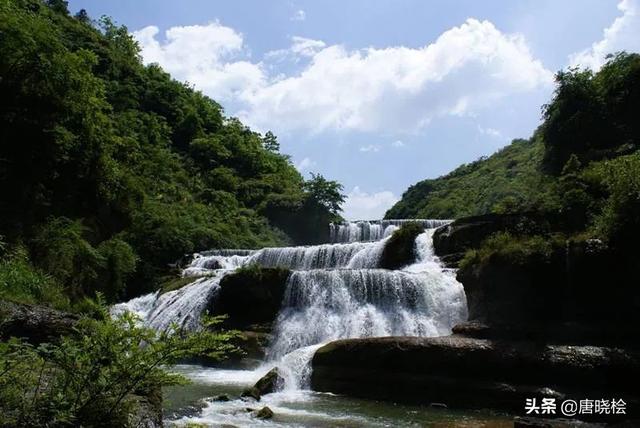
top-left (379, 222), bottom-right (424, 269)
top-left (0, 300), bottom-right (78, 344)
top-left (241, 367), bottom-right (283, 401)
top-left (254, 368), bottom-right (282, 395)
top-left (240, 387), bottom-right (261, 401)
top-left (211, 266), bottom-right (291, 330)
top-left (255, 406), bottom-right (274, 420)
top-left (311, 335), bottom-right (640, 416)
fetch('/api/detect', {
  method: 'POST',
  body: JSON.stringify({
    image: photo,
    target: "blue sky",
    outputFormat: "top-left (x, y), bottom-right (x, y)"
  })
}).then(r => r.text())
top-left (69, 0), bottom-right (640, 219)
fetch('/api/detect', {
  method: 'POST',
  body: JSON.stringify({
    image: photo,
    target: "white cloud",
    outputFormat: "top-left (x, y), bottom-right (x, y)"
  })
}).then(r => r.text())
top-left (132, 23), bottom-right (265, 101)
top-left (265, 36), bottom-right (326, 63)
top-left (134, 18), bottom-right (552, 135)
top-left (241, 19), bottom-right (553, 134)
top-left (342, 187), bottom-right (399, 220)
top-left (295, 157), bottom-right (316, 171)
top-left (291, 9), bottom-right (306, 21)
top-left (359, 145), bottom-right (381, 152)
top-left (478, 125), bottom-right (502, 138)
top-left (570, 0), bottom-right (640, 70)
top-left (392, 140), bottom-right (405, 147)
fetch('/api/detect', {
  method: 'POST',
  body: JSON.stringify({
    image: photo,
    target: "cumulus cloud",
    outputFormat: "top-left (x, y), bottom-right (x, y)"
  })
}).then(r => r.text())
top-left (342, 187), bottom-right (399, 220)
top-left (570, 0), bottom-right (640, 70)
top-left (291, 9), bottom-right (306, 21)
top-left (241, 19), bottom-right (553, 134)
top-left (134, 18), bottom-right (552, 135)
top-left (132, 22), bottom-right (265, 101)
top-left (359, 145), bottom-right (381, 152)
top-left (392, 140), bottom-right (405, 148)
top-left (295, 157), bottom-right (316, 171)
top-left (265, 36), bottom-right (326, 63)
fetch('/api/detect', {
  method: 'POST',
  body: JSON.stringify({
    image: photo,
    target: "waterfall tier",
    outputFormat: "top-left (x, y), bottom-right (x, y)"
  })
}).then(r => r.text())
top-left (329, 219), bottom-right (452, 243)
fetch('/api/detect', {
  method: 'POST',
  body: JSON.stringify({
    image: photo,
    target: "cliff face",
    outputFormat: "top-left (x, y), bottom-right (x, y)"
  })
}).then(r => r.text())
top-left (433, 214), bottom-right (640, 331)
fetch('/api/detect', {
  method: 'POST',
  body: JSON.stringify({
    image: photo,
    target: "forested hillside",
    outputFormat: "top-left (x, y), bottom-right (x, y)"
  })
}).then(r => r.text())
top-left (0, 0), bottom-right (344, 305)
top-left (386, 52), bottom-right (640, 228)
top-left (385, 138), bottom-right (556, 219)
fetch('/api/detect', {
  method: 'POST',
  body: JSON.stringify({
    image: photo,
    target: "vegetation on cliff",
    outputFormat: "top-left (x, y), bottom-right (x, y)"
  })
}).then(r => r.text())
top-left (0, 0), bottom-right (344, 306)
top-left (386, 53), bottom-right (640, 225)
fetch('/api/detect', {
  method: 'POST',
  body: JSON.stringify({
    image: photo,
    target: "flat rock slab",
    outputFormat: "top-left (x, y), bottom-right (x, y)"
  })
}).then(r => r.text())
top-left (311, 335), bottom-right (640, 415)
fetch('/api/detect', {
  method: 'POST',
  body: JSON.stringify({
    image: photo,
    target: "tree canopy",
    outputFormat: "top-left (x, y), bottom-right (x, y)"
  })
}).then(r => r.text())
top-left (0, 0), bottom-right (343, 303)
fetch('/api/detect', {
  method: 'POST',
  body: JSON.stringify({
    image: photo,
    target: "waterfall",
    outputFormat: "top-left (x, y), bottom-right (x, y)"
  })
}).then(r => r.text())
top-left (267, 229), bottom-right (467, 388)
top-left (329, 219), bottom-right (452, 242)
top-left (111, 274), bottom-right (225, 332)
top-left (112, 219), bottom-right (467, 394)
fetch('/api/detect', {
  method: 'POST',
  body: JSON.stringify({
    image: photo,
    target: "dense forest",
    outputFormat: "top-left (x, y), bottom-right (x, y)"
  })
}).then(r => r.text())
top-left (386, 52), bottom-right (640, 235)
top-left (0, 0), bottom-right (344, 308)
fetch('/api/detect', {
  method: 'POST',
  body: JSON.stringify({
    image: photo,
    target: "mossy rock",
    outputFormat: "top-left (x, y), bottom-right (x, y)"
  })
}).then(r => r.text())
top-left (158, 275), bottom-right (205, 294)
top-left (379, 222), bottom-right (425, 269)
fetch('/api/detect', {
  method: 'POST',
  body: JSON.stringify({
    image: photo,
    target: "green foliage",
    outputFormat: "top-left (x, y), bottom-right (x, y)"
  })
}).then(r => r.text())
top-left (379, 222), bottom-right (425, 269)
top-left (0, 1), bottom-right (342, 302)
top-left (0, 312), bottom-right (238, 426)
top-left (32, 217), bottom-right (104, 298)
top-left (460, 232), bottom-right (559, 269)
top-left (585, 152), bottom-right (640, 244)
top-left (303, 173), bottom-right (346, 216)
top-left (541, 53), bottom-right (640, 173)
top-left (388, 53), bottom-right (640, 226)
top-left (0, 247), bottom-right (69, 309)
top-left (386, 139), bottom-right (560, 219)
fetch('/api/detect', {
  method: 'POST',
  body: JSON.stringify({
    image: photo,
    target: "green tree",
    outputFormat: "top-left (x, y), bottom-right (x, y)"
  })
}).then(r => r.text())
top-left (263, 131), bottom-right (280, 152)
top-left (303, 173), bottom-right (346, 216)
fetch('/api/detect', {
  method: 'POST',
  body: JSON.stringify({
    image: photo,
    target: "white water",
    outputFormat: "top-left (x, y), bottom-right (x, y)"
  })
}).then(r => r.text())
top-left (329, 219), bottom-right (452, 243)
top-left (112, 219), bottom-right (467, 426)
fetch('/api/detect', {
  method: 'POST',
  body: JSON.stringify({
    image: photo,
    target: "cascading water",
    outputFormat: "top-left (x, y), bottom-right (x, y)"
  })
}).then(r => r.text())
top-left (329, 219), bottom-right (452, 243)
top-left (113, 219), bottom-right (468, 426)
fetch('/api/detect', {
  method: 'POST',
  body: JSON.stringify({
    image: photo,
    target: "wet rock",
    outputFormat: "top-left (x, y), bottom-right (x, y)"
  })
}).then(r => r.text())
top-left (212, 267), bottom-right (291, 330)
top-left (213, 394), bottom-right (230, 402)
top-left (379, 222), bottom-right (424, 269)
top-left (311, 335), bottom-right (640, 415)
top-left (254, 367), bottom-right (282, 396)
top-left (255, 406), bottom-right (274, 420)
top-left (240, 386), bottom-right (261, 401)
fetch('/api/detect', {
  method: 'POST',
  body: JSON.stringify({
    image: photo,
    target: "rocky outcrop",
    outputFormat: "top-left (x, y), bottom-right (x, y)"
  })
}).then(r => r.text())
top-left (0, 300), bottom-right (79, 344)
top-left (211, 266), bottom-right (291, 330)
top-left (379, 222), bottom-right (424, 269)
top-left (433, 213), bottom-right (640, 329)
top-left (311, 335), bottom-right (640, 417)
top-left (433, 212), bottom-right (557, 267)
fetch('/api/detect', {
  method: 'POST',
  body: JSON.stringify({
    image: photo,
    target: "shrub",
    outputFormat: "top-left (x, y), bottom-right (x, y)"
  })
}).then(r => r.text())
top-left (0, 247), bottom-right (68, 309)
top-left (460, 231), bottom-right (559, 269)
top-left (585, 152), bottom-right (640, 245)
top-left (0, 312), bottom-right (238, 426)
